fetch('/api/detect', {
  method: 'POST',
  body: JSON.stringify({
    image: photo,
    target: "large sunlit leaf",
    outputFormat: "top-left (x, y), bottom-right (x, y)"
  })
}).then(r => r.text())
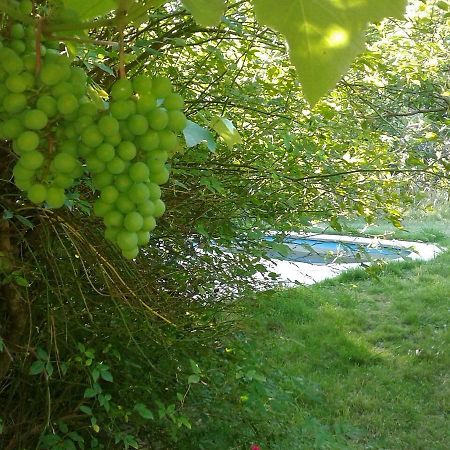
top-left (253, 0), bottom-right (407, 105)
top-left (182, 0), bottom-right (225, 26)
top-left (62, 0), bottom-right (117, 20)
top-left (183, 120), bottom-right (217, 151)
top-left (211, 116), bottom-right (242, 148)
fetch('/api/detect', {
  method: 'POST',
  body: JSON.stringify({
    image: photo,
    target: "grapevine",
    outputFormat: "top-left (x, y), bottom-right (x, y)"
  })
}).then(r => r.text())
top-left (0, 1), bottom-right (187, 259)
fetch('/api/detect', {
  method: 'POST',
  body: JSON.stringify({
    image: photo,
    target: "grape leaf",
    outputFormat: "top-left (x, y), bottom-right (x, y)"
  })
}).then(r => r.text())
top-left (63, 0), bottom-right (116, 20)
top-left (183, 120), bottom-right (217, 151)
top-left (211, 116), bottom-right (242, 148)
top-left (183, 0), bottom-right (225, 26)
top-left (252, 0), bottom-right (407, 105)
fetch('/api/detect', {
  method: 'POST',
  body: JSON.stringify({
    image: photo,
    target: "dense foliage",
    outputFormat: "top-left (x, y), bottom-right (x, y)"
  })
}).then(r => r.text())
top-left (0, 0), bottom-right (449, 448)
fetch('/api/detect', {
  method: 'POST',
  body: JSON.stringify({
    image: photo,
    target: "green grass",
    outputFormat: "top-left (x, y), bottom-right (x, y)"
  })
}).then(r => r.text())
top-left (180, 209), bottom-right (450, 450)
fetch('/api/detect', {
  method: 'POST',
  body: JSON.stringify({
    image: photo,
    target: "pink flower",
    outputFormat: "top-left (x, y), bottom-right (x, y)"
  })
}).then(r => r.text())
top-left (250, 445), bottom-right (261, 450)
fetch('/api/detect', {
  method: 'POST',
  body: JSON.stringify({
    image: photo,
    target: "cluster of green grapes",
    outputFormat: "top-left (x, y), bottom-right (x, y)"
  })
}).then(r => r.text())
top-left (89, 77), bottom-right (186, 259)
top-left (0, 6), bottom-right (187, 259)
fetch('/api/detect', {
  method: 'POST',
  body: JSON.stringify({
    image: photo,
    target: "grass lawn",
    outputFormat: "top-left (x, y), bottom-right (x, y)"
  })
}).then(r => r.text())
top-left (182, 209), bottom-right (450, 449)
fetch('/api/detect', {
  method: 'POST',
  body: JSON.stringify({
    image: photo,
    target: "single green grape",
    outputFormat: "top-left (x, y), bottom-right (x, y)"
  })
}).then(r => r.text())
top-left (98, 115), bottom-right (120, 136)
top-left (133, 75), bottom-right (152, 94)
top-left (110, 100), bottom-right (136, 120)
top-left (36, 95), bottom-right (58, 118)
top-left (137, 130), bottom-right (159, 152)
top-left (141, 215), bottom-right (156, 232)
top-left (123, 211), bottom-right (144, 232)
top-left (152, 76), bottom-right (172, 98)
top-left (167, 110), bottom-right (187, 131)
top-left (104, 226), bottom-right (120, 242)
top-left (107, 157), bottom-right (127, 175)
top-left (136, 93), bottom-right (157, 114)
top-left (137, 200), bottom-right (155, 217)
top-left (3, 92), bottom-right (27, 114)
top-left (24, 109), bottom-right (48, 130)
top-left (150, 167), bottom-right (170, 186)
top-left (111, 78), bottom-right (133, 101)
top-left (101, 185), bottom-right (119, 204)
top-left (27, 183), bottom-right (47, 204)
top-left (148, 108), bottom-right (169, 131)
top-left (57, 93), bottom-right (79, 115)
top-left (137, 230), bottom-right (150, 246)
top-left (93, 199), bottom-right (113, 217)
top-left (153, 199), bottom-right (166, 218)
top-left (53, 174), bottom-right (74, 189)
top-left (16, 131), bottom-right (39, 152)
top-left (52, 153), bottom-right (78, 174)
top-left (163, 93), bottom-right (184, 110)
top-left (81, 125), bottom-right (104, 148)
top-left (116, 230), bottom-right (138, 251)
top-left (85, 156), bottom-right (106, 174)
top-left (129, 162), bottom-right (149, 182)
top-left (158, 130), bottom-right (177, 151)
top-left (115, 174), bottom-right (133, 192)
top-left (93, 172), bottom-right (114, 190)
top-left (122, 246), bottom-right (139, 260)
top-left (46, 186), bottom-right (66, 208)
top-left (96, 143), bottom-right (115, 163)
top-left (104, 210), bottom-right (123, 228)
top-left (117, 141), bottom-right (137, 161)
top-left (146, 182), bottom-right (161, 201)
top-left (129, 183), bottom-right (150, 203)
top-left (115, 195), bottom-right (135, 214)
top-left (127, 114), bottom-right (148, 136)
top-left (20, 150), bottom-right (44, 170)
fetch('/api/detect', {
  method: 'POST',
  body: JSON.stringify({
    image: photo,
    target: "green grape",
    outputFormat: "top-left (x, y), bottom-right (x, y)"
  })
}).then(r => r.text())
top-left (19, 0), bottom-right (33, 15)
top-left (96, 143), bottom-right (115, 162)
top-left (10, 40), bottom-right (26, 54)
top-left (152, 76), bottom-right (172, 98)
top-left (133, 75), bottom-right (152, 94)
top-left (78, 144), bottom-right (92, 158)
top-left (93, 199), bottom-right (113, 217)
top-left (22, 53), bottom-right (36, 73)
top-left (15, 176), bottom-right (33, 190)
top-left (137, 230), bottom-right (150, 246)
top-left (150, 167), bottom-right (170, 185)
top-left (85, 155), bottom-right (106, 174)
top-left (40, 63), bottom-right (64, 86)
top-left (81, 125), bottom-right (104, 148)
top-left (123, 211), bottom-right (144, 232)
top-left (13, 163), bottom-right (34, 181)
top-left (78, 101), bottom-right (98, 117)
top-left (93, 172), bottom-right (113, 189)
top-left (167, 110), bottom-right (187, 131)
top-left (129, 162), bottom-right (149, 182)
top-left (27, 183), bottom-right (47, 204)
top-left (53, 174), bottom-right (74, 189)
top-left (115, 195), bottom-right (135, 214)
top-left (110, 100), bottom-right (136, 120)
top-left (52, 153), bottom-right (78, 173)
top-left (137, 200), bottom-right (155, 217)
top-left (11, 23), bottom-right (25, 40)
top-left (75, 115), bottom-right (94, 133)
top-left (158, 130), bottom-right (177, 151)
top-left (107, 157), bottom-right (127, 175)
top-left (46, 186), bottom-right (66, 208)
top-left (116, 230), bottom-right (138, 251)
top-left (117, 141), bottom-right (136, 161)
top-left (147, 149), bottom-right (168, 164)
top-left (3, 92), bottom-right (27, 113)
top-left (163, 93), bottom-right (184, 110)
top-left (104, 210), bottom-right (123, 228)
top-left (98, 115), bottom-right (120, 136)
top-left (141, 215), bottom-right (156, 232)
top-left (118, 121), bottom-right (133, 140)
top-left (0, 118), bottom-right (24, 139)
top-left (24, 109), bottom-right (48, 130)
top-left (148, 108), bottom-right (169, 131)
top-left (153, 199), bottom-right (166, 218)
top-left (115, 174), bottom-right (132, 192)
top-left (136, 93), bottom-right (157, 114)
top-left (59, 140), bottom-right (78, 156)
top-left (16, 131), bottom-right (39, 152)
top-left (36, 95), bottom-right (58, 118)
top-left (105, 133), bottom-right (122, 146)
top-left (0, 47), bottom-right (24, 73)
top-left (122, 246), bottom-right (139, 260)
top-left (127, 114), bottom-right (148, 136)
top-left (5, 73), bottom-right (32, 93)
top-left (52, 82), bottom-right (73, 97)
top-left (57, 93), bottom-right (78, 115)
top-left (129, 183), bottom-right (149, 203)
top-left (20, 150), bottom-right (44, 170)
top-left (147, 182), bottom-right (161, 200)
top-left (101, 185), bottom-right (119, 204)
top-left (104, 226), bottom-right (120, 242)
top-left (137, 130), bottom-right (159, 152)
top-left (111, 78), bottom-right (133, 101)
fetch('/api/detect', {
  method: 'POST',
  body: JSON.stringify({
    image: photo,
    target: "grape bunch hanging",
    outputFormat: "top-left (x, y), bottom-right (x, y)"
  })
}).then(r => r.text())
top-left (0, 2), bottom-right (187, 259)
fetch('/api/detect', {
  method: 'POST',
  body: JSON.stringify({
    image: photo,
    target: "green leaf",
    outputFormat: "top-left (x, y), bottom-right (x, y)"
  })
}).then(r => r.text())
top-left (63, 0), bottom-right (116, 21)
top-left (79, 405), bottom-right (93, 415)
top-left (84, 387), bottom-right (97, 398)
top-left (0, 336), bottom-right (4, 352)
top-left (182, 0), bottom-right (225, 26)
top-left (30, 360), bottom-right (45, 375)
top-left (134, 403), bottom-right (154, 420)
top-left (183, 120), bottom-right (217, 151)
top-left (188, 374), bottom-right (200, 384)
top-left (253, 0), bottom-right (407, 105)
top-left (210, 116), bottom-right (243, 148)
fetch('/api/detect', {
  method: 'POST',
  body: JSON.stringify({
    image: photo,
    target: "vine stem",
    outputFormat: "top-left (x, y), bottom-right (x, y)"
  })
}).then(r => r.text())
top-left (35, 16), bottom-right (43, 76)
top-left (119, 25), bottom-right (126, 78)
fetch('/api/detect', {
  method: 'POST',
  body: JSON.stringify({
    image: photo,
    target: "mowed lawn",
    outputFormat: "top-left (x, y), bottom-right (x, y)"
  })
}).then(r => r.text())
top-left (185, 226), bottom-right (450, 449)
